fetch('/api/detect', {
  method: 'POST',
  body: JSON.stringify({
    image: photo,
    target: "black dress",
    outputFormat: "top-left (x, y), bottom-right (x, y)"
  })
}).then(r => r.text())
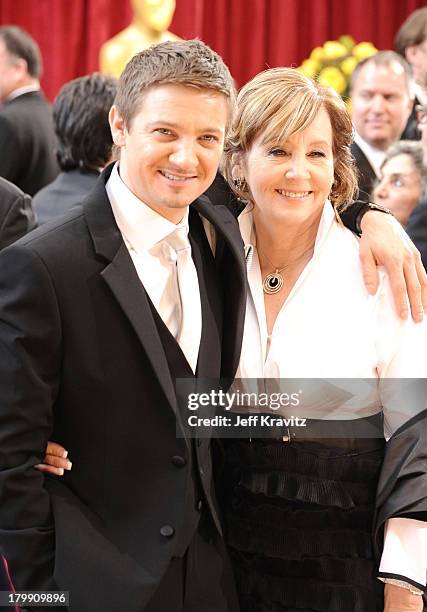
top-left (218, 412), bottom-right (427, 612)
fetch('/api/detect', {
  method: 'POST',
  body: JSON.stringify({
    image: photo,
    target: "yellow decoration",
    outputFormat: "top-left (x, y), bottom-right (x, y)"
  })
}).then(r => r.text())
top-left (340, 56), bottom-right (357, 76)
top-left (300, 59), bottom-right (320, 78)
top-left (310, 46), bottom-right (324, 62)
top-left (353, 42), bottom-right (377, 61)
top-left (339, 35), bottom-right (356, 51)
top-left (298, 35), bottom-right (378, 99)
top-left (323, 41), bottom-right (348, 60)
top-left (318, 66), bottom-right (347, 94)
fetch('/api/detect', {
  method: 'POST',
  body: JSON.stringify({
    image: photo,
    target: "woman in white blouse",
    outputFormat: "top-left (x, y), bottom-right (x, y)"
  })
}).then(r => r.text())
top-left (219, 68), bottom-right (427, 612)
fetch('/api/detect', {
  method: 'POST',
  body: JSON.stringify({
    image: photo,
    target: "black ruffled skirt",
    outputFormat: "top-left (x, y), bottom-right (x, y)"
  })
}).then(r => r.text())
top-left (220, 429), bottom-right (386, 612)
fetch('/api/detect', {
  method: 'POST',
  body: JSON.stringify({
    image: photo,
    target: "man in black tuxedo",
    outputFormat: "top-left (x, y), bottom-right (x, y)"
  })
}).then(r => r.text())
top-left (395, 7), bottom-right (427, 141)
top-left (33, 73), bottom-right (117, 225)
top-left (0, 40), bottom-right (245, 612)
top-left (0, 26), bottom-right (59, 196)
top-left (350, 51), bottom-right (414, 198)
top-left (0, 176), bottom-right (35, 249)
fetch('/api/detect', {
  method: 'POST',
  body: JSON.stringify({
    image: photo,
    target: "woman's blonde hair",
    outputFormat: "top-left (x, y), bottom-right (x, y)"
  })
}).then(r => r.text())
top-left (223, 67), bottom-right (357, 210)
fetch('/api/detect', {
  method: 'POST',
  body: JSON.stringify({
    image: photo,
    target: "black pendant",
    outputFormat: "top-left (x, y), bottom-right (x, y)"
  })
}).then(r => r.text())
top-left (263, 272), bottom-right (284, 294)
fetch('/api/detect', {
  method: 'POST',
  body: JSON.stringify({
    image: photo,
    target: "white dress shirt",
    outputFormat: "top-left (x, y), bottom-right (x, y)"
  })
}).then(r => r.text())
top-left (354, 131), bottom-right (386, 178)
top-left (106, 162), bottom-right (202, 371)
top-left (237, 202), bottom-right (427, 587)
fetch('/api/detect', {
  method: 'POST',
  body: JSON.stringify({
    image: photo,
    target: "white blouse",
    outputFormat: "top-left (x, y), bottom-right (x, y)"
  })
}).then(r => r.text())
top-left (237, 201), bottom-right (427, 588)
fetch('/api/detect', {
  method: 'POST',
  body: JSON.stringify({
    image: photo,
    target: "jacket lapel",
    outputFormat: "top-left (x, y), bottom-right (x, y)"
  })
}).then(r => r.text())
top-left (193, 195), bottom-right (247, 379)
top-left (83, 166), bottom-right (177, 413)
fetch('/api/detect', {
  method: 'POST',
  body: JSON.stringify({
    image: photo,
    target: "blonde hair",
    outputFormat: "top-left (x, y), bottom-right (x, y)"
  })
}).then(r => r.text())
top-left (223, 67), bottom-right (357, 210)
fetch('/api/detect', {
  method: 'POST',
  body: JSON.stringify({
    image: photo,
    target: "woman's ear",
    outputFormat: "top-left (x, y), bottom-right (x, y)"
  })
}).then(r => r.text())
top-left (231, 151), bottom-right (244, 181)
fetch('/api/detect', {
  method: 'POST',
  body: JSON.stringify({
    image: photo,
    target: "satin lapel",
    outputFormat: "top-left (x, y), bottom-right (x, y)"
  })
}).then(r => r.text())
top-left (192, 196), bottom-right (247, 378)
top-left (192, 195), bottom-right (246, 278)
top-left (101, 243), bottom-right (177, 413)
top-left (84, 166), bottom-right (177, 414)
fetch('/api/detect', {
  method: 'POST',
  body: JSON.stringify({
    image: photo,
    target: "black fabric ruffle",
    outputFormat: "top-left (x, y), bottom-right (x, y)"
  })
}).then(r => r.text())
top-left (220, 432), bottom-right (385, 612)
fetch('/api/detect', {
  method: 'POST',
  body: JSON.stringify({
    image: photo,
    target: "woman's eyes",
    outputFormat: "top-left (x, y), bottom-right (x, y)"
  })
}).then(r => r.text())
top-left (267, 148), bottom-right (326, 158)
top-left (391, 177), bottom-right (404, 188)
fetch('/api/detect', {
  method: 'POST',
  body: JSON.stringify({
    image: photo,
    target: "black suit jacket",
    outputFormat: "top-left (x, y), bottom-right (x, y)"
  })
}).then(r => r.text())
top-left (0, 176), bottom-right (36, 250)
top-left (0, 165), bottom-right (246, 611)
top-left (0, 91), bottom-right (59, 196)
top-left (351, 141), bottom-right (378, 200)
top-left (401, 96), bottom-right (420, 141)
top-left (406, 200), bottom-right (427, 270)
top-left (33, 170), bottom-right (99, 226)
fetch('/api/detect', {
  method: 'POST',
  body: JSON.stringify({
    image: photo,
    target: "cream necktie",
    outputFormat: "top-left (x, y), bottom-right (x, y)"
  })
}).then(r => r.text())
top-left (166, 226), bottom-right (202, 373)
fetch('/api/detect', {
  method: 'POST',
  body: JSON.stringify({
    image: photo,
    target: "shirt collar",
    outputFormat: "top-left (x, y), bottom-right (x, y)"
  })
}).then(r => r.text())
top-left (106, 162), bottom-right (189, 254)
top-left (353, 131), bottom-right (386, 177)
top-left (6, 84), bottom-right (40, 102)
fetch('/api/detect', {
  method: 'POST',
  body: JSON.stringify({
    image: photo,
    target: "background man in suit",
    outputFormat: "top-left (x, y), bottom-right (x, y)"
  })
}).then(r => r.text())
top-left (395, 6), bottom-right (427, 140)
top-left (0, 176), bottom-right (35, 249)
top-left (350, 51), bottom-right (414, 198)
top-left (0, 26), bottom-right (59, 196)
top-left (0, 39), bottom-right (244, 612)
top-left (33, 73), bottom-right (117, 225)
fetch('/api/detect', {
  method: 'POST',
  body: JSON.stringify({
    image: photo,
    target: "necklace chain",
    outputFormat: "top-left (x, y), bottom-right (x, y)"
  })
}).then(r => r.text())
top-left (257, 243), bottom-right (314, 295)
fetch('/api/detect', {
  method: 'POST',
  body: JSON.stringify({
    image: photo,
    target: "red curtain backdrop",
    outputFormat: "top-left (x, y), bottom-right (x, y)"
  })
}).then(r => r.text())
top-left (0, 0), bottom-right (426, 101)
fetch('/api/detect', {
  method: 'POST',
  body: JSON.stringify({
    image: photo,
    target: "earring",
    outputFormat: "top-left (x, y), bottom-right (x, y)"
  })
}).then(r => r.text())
top-left (233, 177), bottom-right (246, 191)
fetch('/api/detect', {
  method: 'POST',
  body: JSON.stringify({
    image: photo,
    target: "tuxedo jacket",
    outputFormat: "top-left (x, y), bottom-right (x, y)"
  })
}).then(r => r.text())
top-left (406, 200), bottom-right (427, 270)
top-left (351, 141), bottom-right (377, 200)
top-left (401, 96), bottom-right (420, 141)
top-left (33, 170), bottom-right (99, 226)
top-left (0, 177), bottom-right (36, 250)
top-left (0, 91), bottom-right (59, 196)
top-left (0, 165), bottom-right (247, 611)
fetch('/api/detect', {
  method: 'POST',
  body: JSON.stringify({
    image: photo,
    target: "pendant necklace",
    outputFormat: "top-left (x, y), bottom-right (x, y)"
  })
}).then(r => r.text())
top-left (258, 244), bottom-right (315, 295)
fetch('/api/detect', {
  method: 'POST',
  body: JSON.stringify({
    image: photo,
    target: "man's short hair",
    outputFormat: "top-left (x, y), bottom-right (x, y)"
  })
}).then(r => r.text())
top-left (350, 50), bottom-right (414, 96)
top-left (0, 25), bottom-right (42, 79)
top-left (114, 39), bottom-right (236, 129)
top-left (395, 7), bottom-right (427, 56)
top-left (53, 73), bottom-right (117, 172)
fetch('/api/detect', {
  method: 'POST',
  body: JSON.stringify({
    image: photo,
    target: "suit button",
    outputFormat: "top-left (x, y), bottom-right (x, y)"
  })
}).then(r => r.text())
top-left (172, 455), bottom-right (186, 468)
top-left (160, 525), bottom-right (175, 538)
top-left (196, 499), bottom-right (203, 512)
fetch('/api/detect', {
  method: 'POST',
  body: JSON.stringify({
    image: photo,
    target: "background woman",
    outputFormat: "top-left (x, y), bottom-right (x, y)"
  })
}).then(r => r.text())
top-left (373, 140), bottom-right (427, 227)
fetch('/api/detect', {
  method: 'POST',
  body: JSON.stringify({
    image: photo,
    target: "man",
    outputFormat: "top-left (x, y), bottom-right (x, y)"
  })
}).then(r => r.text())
top-left (0, 26), bottom-right (59, 196)
top-left (0, 39), bottom-right (426, 612)
top-left (0, 177), bottom-right (35, 249)
top-left (0, 39), bottom-right (245, 612)
top-left (350, 51), bottom-right (414, 198)
top-left (33, 73), bottom-right (117, 225)
top-left (395, 7), bottom-right (427, 140)
top-left (406, 103), bottom-right (427, 269)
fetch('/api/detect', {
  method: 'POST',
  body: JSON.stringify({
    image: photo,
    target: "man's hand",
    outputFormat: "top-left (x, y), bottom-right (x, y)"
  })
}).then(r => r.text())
top-left (360, 212), bottom-right (427, 322)
top-left (34, 441), bottom-right (71, 476)
top-left (384, 583), bottom-right (423, 611)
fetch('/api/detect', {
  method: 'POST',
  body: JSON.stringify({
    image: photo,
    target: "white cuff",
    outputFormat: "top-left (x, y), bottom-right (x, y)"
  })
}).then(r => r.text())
top-left (379, 517), bottom-right (427, 587)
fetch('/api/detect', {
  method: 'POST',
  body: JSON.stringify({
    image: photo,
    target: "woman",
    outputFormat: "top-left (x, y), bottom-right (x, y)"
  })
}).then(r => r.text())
top-left (40, 69), bottom-right (427, 611)
top-left (373, 140), bottom-right (427, 226)
top-left (217, 68), bottom-right (427, 612)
